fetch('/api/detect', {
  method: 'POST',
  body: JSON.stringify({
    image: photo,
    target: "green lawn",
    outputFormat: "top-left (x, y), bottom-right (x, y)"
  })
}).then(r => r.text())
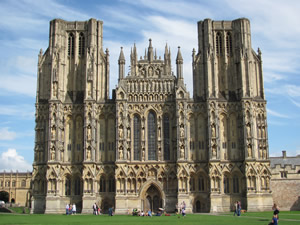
top-left (0, 212), bottom-right (299, 225)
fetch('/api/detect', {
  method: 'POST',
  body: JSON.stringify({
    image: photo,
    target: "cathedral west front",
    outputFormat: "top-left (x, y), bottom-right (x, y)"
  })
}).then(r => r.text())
top-left (31, 18), bottom-right (273, 214)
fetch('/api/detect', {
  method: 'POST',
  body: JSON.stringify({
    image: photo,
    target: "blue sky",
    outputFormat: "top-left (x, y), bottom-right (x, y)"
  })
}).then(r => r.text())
top-left (0, 0), bottom-right (300, 171)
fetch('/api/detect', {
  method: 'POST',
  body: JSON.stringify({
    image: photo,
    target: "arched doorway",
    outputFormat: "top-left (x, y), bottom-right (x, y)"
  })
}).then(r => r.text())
top-left (0, 191), bottom-right (9, 203)
top-left (143, 185), bottom-right (162, 213)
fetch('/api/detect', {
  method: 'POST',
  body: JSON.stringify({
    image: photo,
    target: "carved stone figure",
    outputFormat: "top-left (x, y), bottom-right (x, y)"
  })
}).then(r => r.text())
top-left (247, 144), bottom-right (252, 158)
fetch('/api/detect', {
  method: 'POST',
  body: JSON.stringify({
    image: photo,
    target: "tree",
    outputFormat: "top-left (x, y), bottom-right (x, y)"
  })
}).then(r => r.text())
top-left (0, 191), bottom-right (9, 203)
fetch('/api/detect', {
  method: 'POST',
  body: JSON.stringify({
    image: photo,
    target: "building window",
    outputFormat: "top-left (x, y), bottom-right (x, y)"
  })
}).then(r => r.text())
top-left (108, 178), bottom-right (115, 192)
top-left (233, 176), bottom-right (239, 193)
top-left (226, 32), bottom-right (232, 55)
top-left (12, 180), bottom-right (16, 187)
top-left (21, 180), bottom-right (26, 187)
top-left (280, 171), bottom-right (287, 178)
top-left (6, 180), bottom-right (10, 187)
top-left (67, 144), bottom-right (72, 151)
top-left (133, 115), bottom-right (141, 160)
top-left (198, 176), bottom-right (205, 191)
top-left (0, 180), bottom-right (3, 187)
top-left (223, 176), bottom-right (229, 193)
top-left (65, 178), bottom-right (71, 196)
top-left (68, 33), bottom-right (74, 56)
top-left (74, 178), bottom-right (81, 195)
top-left (100, 176), bottom-right (106, 192)
top-left (77, 144), bottom-right (81, 151)
top-left (216, 32), bottom-right (222, 55)
top-left (163, 114), bottom-right (170, 160)
top-left (78, 32), bottom-right (85, 56)
top-left (231, 142), bottom-right (236, 149)
top-left (148, 111), bottom-right (156, 160)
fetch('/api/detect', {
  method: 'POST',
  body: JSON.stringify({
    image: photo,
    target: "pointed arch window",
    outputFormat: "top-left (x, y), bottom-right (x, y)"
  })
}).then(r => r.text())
top-left (65, 177), bottom-right (71, 195)
top-left (74, 177), bottom-right (81, 195)
top-left (133, 115), bottom-right (141, 160)
top-left (233, 176), bottom-right (239, 193)
top-left (68, 33), bottom-right (74, 56)
top-left (79, 32), bottom-right (85, 56)
top-left (216, 32), bottom-right (222, 55)
top-left (100, 176), bottom-right (106, 192)
top-left (226, 32), bottom-right (232, 56)
top-left (223, 175), bottom-right (230, 193)
top-left (163, 114), bottom-right (170, 160)
top-left (148, 111), bottom-right (156, 160)
top-left (198, 176), bottom-right (205, 191)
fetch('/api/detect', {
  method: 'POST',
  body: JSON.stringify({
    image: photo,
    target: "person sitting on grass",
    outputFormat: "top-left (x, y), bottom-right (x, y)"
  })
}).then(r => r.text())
top-left (147, 209), bottom-right (152, 217)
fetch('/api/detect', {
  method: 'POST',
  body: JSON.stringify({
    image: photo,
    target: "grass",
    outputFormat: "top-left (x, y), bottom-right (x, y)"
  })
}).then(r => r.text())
top-left (0, 212), bottom-right (299, 225)
top-left (7, 207), bottom-right (30, 214)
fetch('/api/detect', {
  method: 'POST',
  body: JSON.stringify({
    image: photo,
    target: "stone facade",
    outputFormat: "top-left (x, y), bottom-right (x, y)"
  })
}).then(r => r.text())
top-left (31, 18), bottom-right (274, 214)
top-left (270, 151), bottom-right (300, 211)
top-left (0, 171), bottom-right (32, 207)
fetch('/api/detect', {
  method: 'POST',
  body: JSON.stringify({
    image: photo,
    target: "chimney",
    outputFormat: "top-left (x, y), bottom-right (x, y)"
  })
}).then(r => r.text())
top-left (282, 150), bottom-right (286, 158)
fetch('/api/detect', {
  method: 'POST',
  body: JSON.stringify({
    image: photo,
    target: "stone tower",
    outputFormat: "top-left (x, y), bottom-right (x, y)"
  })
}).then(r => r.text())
top-left (192, 18), bottom-right (272, 211)
top-left (31, 18), bottom-right (272, 214)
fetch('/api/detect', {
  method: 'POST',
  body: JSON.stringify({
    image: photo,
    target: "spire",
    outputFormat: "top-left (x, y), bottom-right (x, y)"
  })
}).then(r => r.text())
top-left (118, 47), bottom-right (125, 62)
top-left (176, 46), bottom-right (183, 63)
top-left (176, 46), bottom-right (183, 79)
top-left (118, 47), bottom-right (125, 81)
top-left (148, 38), bottom-right (153, 61)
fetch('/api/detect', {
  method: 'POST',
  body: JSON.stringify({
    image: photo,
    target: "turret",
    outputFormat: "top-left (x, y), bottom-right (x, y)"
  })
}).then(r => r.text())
top-left (118, 47), bottom-right (125, 81)
top-left (148, 38), bottom-right (153, 62)
top-left (176, 46), bottom-right (183, 79)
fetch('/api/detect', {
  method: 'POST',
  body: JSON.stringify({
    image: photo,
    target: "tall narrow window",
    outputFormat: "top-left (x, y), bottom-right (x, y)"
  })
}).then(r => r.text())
top-left (233, 176), bottom-right (239, 193)
top-left (68, 33), bottom-right (74, 56)
top-left (148, 111), bottom-right (156, 160)
top-left (163, 114), bottom-right (170, 160)
top-left (65, 177), bottom-right (71, 195)
top-left (216, 32), bottom-right (222, 55)
top-left (226, 32), bottom-right (232, 55)
top-left (133, 115), bottom-right (141, 160)
top-left (223, 175), bottom-right (229, 193)
top-left (100, 176), bottom-right (106, 192)
top-left (198, 176), bottom-right (205, 191)
top-left (74, 177), bottom-right (81, 195)
top-left (78, 32), bottom-right (85, 56)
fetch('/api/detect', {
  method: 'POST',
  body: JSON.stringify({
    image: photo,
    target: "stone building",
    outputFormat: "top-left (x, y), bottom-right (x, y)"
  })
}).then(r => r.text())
top-left (0, 171), bottom-right (32, 207)
top-left (31, 18), bottom-right (274, 214)
top-left (270, 151), bottom-right (300, 210)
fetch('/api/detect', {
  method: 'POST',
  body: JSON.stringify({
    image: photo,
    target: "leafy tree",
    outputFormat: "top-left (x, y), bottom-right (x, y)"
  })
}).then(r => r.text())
top-left (0, 191), bottom-right (9, 202)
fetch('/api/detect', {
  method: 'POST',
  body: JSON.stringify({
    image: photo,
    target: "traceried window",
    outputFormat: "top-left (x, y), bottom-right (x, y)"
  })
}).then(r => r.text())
top-left (65, 177), bottom-right (71, 196)
top-left (198, 176), bottom-right (205, 191)
top-left (226, 32), bottom-right (232, 55)
top-left (133, 115), bottom-right (141, 160)
top-left (78, 32), bottom-right (85, 56)
top-left (108, 178), bottom-right (115, 192)
top-left (68, 33), bottom-right (74, 56)
top-left (223, 175), bottom-right (230, 193)
top-left (148, 111), bottom-right (156, 160)
top-left (233, 176), bottom-right (239, 193)
top-left (100, 176), bottom-right (106, 192)
top-left (216, 32), bottom-right (222, 55)
top-left (163, 114), bottom-right (170, 160)
top-left (74, 178), bottom-right (81, 195)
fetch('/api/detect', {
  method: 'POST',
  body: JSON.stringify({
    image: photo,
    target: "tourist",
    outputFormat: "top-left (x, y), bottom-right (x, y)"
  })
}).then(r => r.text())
top-left (237, 201), bottom-right (241, 216)
top-left (147, 209), bottom-right (152, 217)
top-left (72, 203), bottom-right (76, 215)
top-left (66, 203), bottom-right (69, 215)
top-left (69, 203), bottom-right (72, 215)
top-left (269, 214), bottom-right (278, 225)
top-left (93, 203), bottom-right (97, 215)
top-left (233, 201), bottom-right (238, 216)
top-left (182, 208), bottom-right (186, 217)
top-left (272, 203), bottom-right (280, 220)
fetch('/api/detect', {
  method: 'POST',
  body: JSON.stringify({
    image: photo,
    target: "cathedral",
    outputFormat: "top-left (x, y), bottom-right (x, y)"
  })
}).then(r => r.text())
top-left (31, 18), bottom-right (273, 214)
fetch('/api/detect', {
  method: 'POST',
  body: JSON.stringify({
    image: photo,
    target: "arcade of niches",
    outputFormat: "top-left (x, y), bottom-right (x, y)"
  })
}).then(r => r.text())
top-left (31, 18), bottom-right (273, 214)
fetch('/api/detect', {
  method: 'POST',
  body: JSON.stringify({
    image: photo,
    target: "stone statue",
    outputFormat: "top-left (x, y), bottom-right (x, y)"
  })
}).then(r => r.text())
top-left (180, 126), bottom-right (184, 138)
top-left (119, 127), bottom-right (123, 139)
top-left (180, 145), bottom-right (184, 159)
top-left (86, 148), bottom-right (91, 160)
top-left (119, 147), bottom-right (123, 160)
top-left (247, 145), bottom-right (252, 158)
top-left (87, 126), bottom-right (91, 140)
top-left (247, 124), bottom-right (251, 138)
top-left (211, 125), bottom-right (216, 138)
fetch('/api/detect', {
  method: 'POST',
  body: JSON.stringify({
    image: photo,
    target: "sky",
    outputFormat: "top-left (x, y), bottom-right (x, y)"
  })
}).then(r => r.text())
top-left (0, 0), bottom-right (300, 172)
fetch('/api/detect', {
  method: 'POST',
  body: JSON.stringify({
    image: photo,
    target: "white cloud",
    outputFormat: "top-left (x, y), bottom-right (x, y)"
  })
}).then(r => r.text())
top-left (0, 104), bottom-right (35, 119)
top-left (0, 74), bottom-right (36, 97)
top-left (267, 109), bottom-right (290, 119)
top-left (0, 149), bottom-right (32, 172)
top-left (0, 127), bottom-right (16, 141)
